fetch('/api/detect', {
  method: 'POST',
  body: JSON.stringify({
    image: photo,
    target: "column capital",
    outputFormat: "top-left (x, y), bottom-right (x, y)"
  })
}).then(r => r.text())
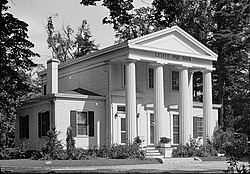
top-left (201, 67), bottom-right (215, 73)
top-left (176, 66), bottom-right (188, 71)
top-left (150, 62), bottom-right (165, 67)
top-left (124, 59), bottom-right (137, 64)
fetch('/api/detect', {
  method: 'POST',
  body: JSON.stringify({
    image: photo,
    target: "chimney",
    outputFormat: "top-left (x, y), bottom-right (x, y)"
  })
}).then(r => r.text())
top-left (47, 58), bottom-right (59, 94)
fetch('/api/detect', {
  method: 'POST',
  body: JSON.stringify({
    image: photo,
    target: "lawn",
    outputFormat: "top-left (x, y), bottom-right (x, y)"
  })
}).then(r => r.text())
top-left (0, 158), bottom-right (160, 168)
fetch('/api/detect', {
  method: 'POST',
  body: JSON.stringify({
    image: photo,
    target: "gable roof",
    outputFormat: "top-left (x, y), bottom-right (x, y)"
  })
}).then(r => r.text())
top-left (128, 26), bottom-right (217, 61)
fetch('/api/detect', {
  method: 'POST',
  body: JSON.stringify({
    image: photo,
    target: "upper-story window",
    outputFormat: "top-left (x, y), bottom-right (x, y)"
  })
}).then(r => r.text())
top-left (122, 64), bottom-right (126, 87)
top-left (43, 84), bottom-right (47, 95)
top-left (172, 71), bottom-right (179, 91)
top-left (148, 67), bottom-right (154, 89)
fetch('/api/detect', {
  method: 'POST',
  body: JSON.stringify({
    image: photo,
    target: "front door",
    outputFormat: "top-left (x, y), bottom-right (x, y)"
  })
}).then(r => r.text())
top-left (116, 105), bottom-right (126, 144)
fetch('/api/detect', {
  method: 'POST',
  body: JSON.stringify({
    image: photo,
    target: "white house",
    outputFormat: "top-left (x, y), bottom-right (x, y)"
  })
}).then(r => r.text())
top-left (15, 26), bottom-right (220, 150)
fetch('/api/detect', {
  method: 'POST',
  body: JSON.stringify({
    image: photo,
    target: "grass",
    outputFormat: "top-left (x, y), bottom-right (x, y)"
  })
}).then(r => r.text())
top-left (0, 158), bottom-right (160, 168)
top-left (200, 156), bottom-right (227, 161)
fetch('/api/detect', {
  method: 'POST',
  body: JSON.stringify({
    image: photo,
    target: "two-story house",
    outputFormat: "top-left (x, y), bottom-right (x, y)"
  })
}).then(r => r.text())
top-left (15, 26), bottom-right (220, 150)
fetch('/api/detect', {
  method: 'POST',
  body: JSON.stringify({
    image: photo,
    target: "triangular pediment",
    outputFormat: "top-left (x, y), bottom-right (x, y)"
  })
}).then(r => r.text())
top-left (128, 26), bottom-right (217, 60)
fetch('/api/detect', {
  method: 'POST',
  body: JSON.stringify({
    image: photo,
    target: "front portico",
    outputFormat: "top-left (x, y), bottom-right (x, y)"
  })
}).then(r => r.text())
top-left (113, 26), bottom-right (217, 146)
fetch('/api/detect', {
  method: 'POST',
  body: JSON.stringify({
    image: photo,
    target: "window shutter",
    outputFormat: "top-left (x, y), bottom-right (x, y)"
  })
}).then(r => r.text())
top-left (70, 111), bottom-right (77, 137)
top-left (25, 115), bottom-right (29, 139)
top-left (38, 113), bottom-right (42, 138)
top-left (19, 116), bottom-right (23, 139)
top-left (193, 116), bottom-right (198, 138)
top-left (88, 111), bottom-right (94, 137)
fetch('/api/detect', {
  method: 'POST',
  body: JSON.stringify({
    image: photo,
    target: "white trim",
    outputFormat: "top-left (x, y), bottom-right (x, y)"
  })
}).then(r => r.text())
top-left (129, 44), bottom-right (217, 61)
top-left (128, 26), bottom-right (217, 58)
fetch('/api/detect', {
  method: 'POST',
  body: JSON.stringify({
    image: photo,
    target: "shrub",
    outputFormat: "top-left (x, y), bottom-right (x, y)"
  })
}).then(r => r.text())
top-left (212, 128), bottom-right (248, 159)
top-left (66, 127), bottom-right (75, 159)
top-left (32, 127), bottom-right (66, 160)
top-left (133, 136), bottom-right (142, 145)
top-left (172, 138), bottom-right (217, 157)
top-left (160, 137), bottom-right (171, 144)
top-left (0, 147), bottom-right (27, 160)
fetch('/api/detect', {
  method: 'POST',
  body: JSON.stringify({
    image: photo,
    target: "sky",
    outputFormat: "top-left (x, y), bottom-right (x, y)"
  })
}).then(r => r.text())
top-left (8, 0), bottom-right (153, 66)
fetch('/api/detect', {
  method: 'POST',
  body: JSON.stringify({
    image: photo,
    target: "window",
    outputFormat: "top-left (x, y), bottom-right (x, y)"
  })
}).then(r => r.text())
top-left (193, 116), bottom-right (203, 138)
top-left (172, 71), bottom-right (179, 91)
top-left (173, 114), bottom-right (180, 144)
top-left (70, 110), bottom-right (94, 137)
top-left (117, 105), bottom-right (125, 113)
top-left (38, 111), bottom-right (50, 137)
top-left (148, 67), bottom-right (154, 89)
top-left (77, 112), bottom-right (88, 135)
top-left (150, 113), bottom-right (155, 144)
top-left (19, 115), bottom-right (29, 139)
top-left (122, 64), bottom-right (126, 87)
top-left (43, 84), bottom-right (47, 95)
top-left (121, 118), bottom-right (126, 143)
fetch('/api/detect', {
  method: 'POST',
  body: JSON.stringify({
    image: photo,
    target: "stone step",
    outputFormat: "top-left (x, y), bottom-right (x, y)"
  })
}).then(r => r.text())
top-left (145, 155), bottom-right (164, 159)
top-left (145, 149), bottom-right (159, 153)
top-left (146, 152), bottom-right (162, 156)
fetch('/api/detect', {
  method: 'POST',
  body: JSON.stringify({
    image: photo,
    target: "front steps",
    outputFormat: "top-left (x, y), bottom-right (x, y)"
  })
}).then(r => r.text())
top-left (145, 146), bottom-right (164, 158)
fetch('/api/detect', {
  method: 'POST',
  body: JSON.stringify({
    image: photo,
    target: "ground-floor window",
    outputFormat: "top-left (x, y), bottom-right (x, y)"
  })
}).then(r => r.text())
top-left (38, 111), bottom-right (50, 137)
top-left (70, 110), bottom-right (94, 137)
top-left (19, 115), bottom-right (29, 139)
top-left (173, 114), bottom-right (180, 144)
top-left (193, 116), bottom-right (203, 138)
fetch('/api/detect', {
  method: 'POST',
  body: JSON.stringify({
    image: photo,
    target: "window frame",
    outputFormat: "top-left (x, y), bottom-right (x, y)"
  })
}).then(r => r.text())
top-left (76, 111), bottom-right (88, 136)
top-left (171, 70), bottom-right (179, 91)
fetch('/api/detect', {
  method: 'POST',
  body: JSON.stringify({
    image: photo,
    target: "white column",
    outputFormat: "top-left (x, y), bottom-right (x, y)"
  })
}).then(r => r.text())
top-left (188, 71), bottom-right (194, 139)
top-left (125, 60), bottom-right (137, 144)
top-left (154, 64), bottom-right (165, 145)
top-left (179, 67), bottom-right (191, 145)
top-left (203, 70), bottom-right (213, 146)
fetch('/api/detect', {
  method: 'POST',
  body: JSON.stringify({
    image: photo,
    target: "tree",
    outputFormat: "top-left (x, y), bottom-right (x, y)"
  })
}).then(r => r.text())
top-left (0, 0), bottom-right (39, 148)
top-left (66, 127), bottom-right (75, 159)
top-left (45, 14), bottom-right (74, 63)
top-left (74, 20), bottom-right (99, 57)
top-left (45, 15), bottom-right (99, 62)
top-left (210, 0), bottom-right (250, 128)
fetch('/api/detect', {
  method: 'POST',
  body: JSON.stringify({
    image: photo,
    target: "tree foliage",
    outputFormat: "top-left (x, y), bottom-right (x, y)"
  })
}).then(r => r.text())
top-left (45, 15), bottom-right (99, 62)
top-left (74, 20), bottom-right (99, 57)
top-left (0, 0), bottom-right (39, 148)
